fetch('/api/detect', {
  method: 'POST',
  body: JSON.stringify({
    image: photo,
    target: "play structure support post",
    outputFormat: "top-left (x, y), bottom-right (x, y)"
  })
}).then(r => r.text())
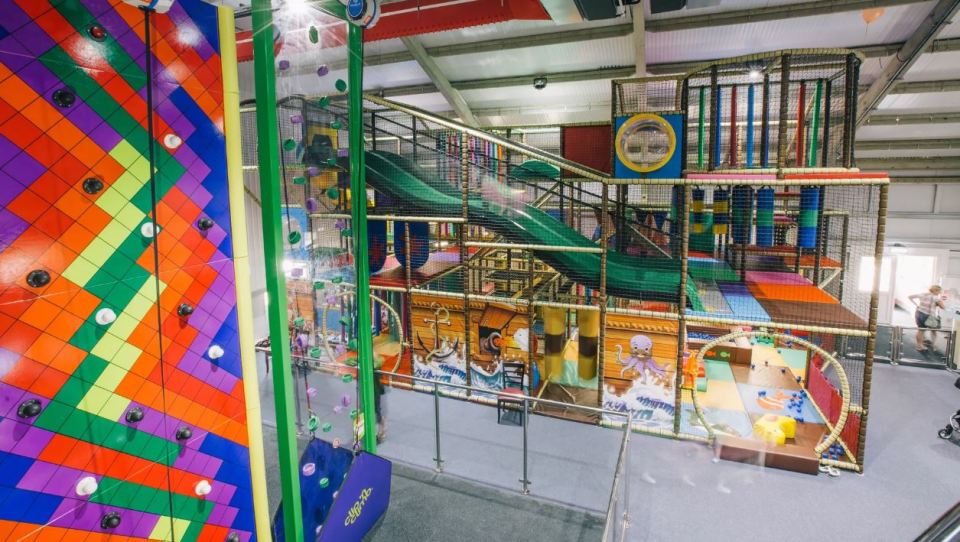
top-left (821, 80), bottom-right (832, 167)
top-left (713, 86), bottom-right (723, 168)
top-left (814, 186), bottom-right (827, 285)
top-left (746, 84), bottom-right (755, 167)
top-left (697, 86), bottom-right (706, 169)
top-left (729, 85), bottom-right (738, 167)
top-left (842, 53), bottom-right (858, 168)
top-left (808, 80), bottom-right (823, 167)
top-left (521, 397), bottom-right (531, 494)
top-left (460, 131), bottom-right (472, 390)
top-left (347, 22), bottom-right (379, 454)
top-left (761, 74), bottom-right (771, 167)
top-left (680, 78), bottom-right (690, 173)
top-left (857, 183), bottom-right (888, 468)
top-left (796, 81), bottom-right (806, 167)
top-left (219, 10), bottom-right (270, 539)
top-left (527, 250), bottom-right (536, 383)
top-left (838, 214), bottom-right (850, 302)
top-left (598, 181), bottom-right (609, 405)
top-left (776, 54), bottom-right (791, 170)
top-left (673, 185), bottom-right (691, 435)
top-left (708, 66), bottom-right (719, 169)
top-left (250, 0), bottom-right (304, 539)
top-left (432, 382), bottom-right (444, 471)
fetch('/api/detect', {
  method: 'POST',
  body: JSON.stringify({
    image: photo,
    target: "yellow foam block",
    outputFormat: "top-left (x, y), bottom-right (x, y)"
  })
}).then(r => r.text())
top-left (753, 414), bottom-right (797, 445)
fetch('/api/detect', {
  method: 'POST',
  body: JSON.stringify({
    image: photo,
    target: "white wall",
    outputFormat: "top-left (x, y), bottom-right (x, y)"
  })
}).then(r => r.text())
top-left (884, 182), bottom-right (960, 286)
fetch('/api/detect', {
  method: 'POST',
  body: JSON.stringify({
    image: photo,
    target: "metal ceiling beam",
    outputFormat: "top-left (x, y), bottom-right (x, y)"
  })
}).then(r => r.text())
top-left (864, 111), bottom-right (960, 124)
top-left (633, 5), bottom-right (646, 77)
top-left (856, 138), bottom-right (960, 150)
top-left (857, 156), bottom-right (960, 169)
top-left (306, 31), bottom-right (960, 79)
top-left (890, 176), bottom-right (960, 183)
top-left (646, 0), bottom-right (923, 32)
top-left (887, 78), bottom-right (960, 94)
top-left (400, 36), bottom-right (479, 127)
top-left (377, 66), bottom-right (637, 98)
top-left (857, 0), bottom-right (960, 125)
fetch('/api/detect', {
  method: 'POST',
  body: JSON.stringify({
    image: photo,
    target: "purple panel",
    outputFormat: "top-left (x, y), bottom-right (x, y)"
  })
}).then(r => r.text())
top-left (16, 461), bottom-right (62, 493)
top-left (0, 380), bottom-right (28, 419)
top-left (2, 151), bottom-right (46, 187)
top-left (0, 135), bottom-right (24, 167)
top-left (87, 121), bottom-right (123, 150)
top-left (0, 209), bottom-right (27, 252)
top-left (10, 23), bottom-right (56, 58)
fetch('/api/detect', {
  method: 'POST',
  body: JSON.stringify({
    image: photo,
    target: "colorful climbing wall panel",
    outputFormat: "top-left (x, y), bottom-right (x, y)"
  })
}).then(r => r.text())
top-left (0, 1), bottom-right (254, 540)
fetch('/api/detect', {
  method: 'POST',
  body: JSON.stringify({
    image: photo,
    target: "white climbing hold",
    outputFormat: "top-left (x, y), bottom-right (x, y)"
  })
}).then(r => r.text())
top-left (207, 344), bottom-right (225, 360)
top-left (95, 308), bottom-right (117, 325)
top-left (163, 133), bottom-right (182, 149)
top-left (76, 476), bottom-right (99, 497)
top-left (140, 222), bottom-right (158, 238)
top-left (195, 479), bottom-right (212, 497)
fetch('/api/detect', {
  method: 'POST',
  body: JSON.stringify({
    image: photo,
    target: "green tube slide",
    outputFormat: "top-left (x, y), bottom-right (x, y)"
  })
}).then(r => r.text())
top-left (365, 151), bottom-right (705, 310)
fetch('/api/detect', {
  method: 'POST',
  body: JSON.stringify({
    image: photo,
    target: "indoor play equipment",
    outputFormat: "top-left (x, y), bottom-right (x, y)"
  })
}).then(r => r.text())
top-left (0, 0), bottom-right (269, 539)
top-left (241, 15), bottom-right (886, 483)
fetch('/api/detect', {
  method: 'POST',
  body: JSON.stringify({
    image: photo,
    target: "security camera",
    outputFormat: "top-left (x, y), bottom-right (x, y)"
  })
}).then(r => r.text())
top-left (533, 77), bottom-right (548, 90)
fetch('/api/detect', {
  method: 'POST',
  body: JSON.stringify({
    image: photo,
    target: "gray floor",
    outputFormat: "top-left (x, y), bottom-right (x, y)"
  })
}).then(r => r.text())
top-left (259, 356), bottom-right (960, 541)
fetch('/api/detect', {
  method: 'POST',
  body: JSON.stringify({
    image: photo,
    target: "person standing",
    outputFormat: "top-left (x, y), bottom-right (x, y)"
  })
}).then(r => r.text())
top-left (909, 285), bottom-right (946, 352)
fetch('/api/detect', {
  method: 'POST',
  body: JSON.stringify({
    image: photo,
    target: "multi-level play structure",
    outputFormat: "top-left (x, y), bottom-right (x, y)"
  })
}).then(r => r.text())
top-left (263, 47), bottom-right (887, 476)
top-left (0, 0), bottom-right (889, 540)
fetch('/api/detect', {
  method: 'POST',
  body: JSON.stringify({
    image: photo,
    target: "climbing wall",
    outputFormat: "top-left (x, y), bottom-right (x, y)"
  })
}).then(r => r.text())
top-left (0, 1), bottom-right (254, 540)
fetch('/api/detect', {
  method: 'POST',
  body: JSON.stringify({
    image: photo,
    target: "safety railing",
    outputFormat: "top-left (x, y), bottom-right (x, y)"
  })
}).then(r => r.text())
top-left (602, 411), bottom-right (632, 542)
top-left (255, 341), bottom-right (633, 525)
top-left (842, 324), bottom-right (956, 370)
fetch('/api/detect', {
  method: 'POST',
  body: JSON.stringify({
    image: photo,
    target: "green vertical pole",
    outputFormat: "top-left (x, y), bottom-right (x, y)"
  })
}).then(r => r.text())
top-left (250, 1), bottom-right (304, 540)
top-left (348, 22), bottom-right (378, 454)
top-left (808, 79), bottom-right (823, 167)
top-left (697, 86), bottom-right (705, 169)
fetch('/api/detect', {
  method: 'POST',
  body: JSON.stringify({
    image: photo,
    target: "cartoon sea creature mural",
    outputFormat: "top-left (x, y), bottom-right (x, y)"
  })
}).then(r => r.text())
top-left (616, 334), bottom-right (668, 385)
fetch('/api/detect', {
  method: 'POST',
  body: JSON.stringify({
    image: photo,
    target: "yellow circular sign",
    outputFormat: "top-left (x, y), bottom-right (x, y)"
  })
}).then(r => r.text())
top-left (615, 113), bottom-right (677, 174)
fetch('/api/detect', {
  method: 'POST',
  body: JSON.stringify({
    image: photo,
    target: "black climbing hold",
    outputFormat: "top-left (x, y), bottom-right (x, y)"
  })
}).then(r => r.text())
top-left (197, 217), bottom-right (214, 231)
top-left (100, 511), bottom-right (121, 529)
top-left (177, 303), bottom-right (194, 317)
top-left (226, 533), bottom-right (241, 542)
top-left (88, 24), bottom-right (107, 41)
top-left (26, 269), bottom-right (51, 288)
top-left (17, 399), bottom-right (42, 419)
top-left (82, 177), bottom-right (104, 194)
top-left (52, 88), bottom-right (76, 108)
top-left (176, 426), bottom-right (193, 441)
top-left (125, 407), bottom-right (144, 423)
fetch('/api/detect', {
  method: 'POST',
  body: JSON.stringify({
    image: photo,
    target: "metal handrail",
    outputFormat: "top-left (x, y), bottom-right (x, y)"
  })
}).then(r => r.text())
top-left (363, 93), bottom-right (611, 182)
top-left (915, 501), bottom-right (960, 542)
top-left (375, 368), bottom-right (627, 418)
top-left (602, 412), bottom-right (632, 542)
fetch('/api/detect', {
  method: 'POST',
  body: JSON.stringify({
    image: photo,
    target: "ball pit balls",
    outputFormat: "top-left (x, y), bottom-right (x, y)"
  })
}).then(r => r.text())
top-left (290, 114), bottom-right (303, 124)
top-left (342, 374), bottom-right (353, 384)
top-left (306, 198), bottom-right (318, 212)
top-left (333, 405), bottom-right (343, 414)
top-left (282, 138), bottom-right (297, 151)
top-left (317, 65), bottom-right (329, 77)
top-left (335, 79), bottom-right (347, 92)
top-left (349, 409), bottom-right (358, 420)
top-left (278, 59), bottom-right (290, 70)
top-left (322, 422), bottom-right (332, 433)
top-left (307, 387), bottom-right (318, 398)
top-left (288, 231), bottom-right (302, 244)
top-left (326, 187), bottom-right (339, 200)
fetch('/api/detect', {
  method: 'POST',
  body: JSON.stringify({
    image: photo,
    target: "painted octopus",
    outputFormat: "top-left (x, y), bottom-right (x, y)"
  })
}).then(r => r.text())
top-left (616, 334), bottom-right (668, 385)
